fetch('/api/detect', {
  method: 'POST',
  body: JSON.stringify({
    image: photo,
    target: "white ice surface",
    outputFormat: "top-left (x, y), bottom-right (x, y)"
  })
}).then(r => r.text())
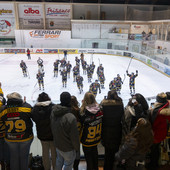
top-left (0, 53), bottom-right (169, 105)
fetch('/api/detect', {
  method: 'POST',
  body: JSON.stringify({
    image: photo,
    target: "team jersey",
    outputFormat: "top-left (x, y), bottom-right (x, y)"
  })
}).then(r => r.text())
top-left (89, 83), bottom-right (100, 93)
top-left (73, 66), bottom-right (79, 75)
top-left (76, 76), bottom-right (83, 85)
top-left (0, 102), bottom-right (33, 142)
top-left (20, 62), bottom-right (27, 69)
top-left (37, 58), bottom-right (43, 65)
top-left (54, 61), bottom-right (60, 70)
top-left (127, 73), bottom-right (138, 85)
top-left (66, 63), bottom-right (72, 72)
top-left (80, 105), bottom-right (103, 147)
top-left (62, 70), bottom-right (67, 81)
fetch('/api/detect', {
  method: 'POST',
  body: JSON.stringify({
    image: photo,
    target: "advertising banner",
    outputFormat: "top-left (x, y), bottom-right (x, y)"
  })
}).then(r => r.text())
top-left (0, 3), bottom-right (15, 17)
top-left (124, 52), bottom-right (131, 57)
top-left (0, 18), bottom-right (15, 36)
top-left (4, 49), bottom-right (25, 53)
top-left (34, 49), bottom-right (44, 53)
top-left (44, 49), bottom-right (58, 53)
top-left (45, 4), bottom-right (71, 19)
top-left (29, 30), bottom-right (62, 39)
top-left (18, 4), bottom-right (43, 19)
top-left (58, 49), bottom-right (77, 54)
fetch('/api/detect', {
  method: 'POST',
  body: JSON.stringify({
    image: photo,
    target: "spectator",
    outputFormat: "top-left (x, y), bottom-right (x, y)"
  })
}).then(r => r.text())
top-left (31, 92), bottom-right (56, 170)
top-left (0, 83), bottom-right (10, 170)
top-left (122, 93), bottom-right (149, 143)
top-left (115, 118), bottom-right (153, 170)
top-left (100, 90), bottom-right (124, 170)
top-left (80, 92), bottom-right (103, 170)
top-left (0, 92), bottom-right (33, 170)
top-left (147, 92), bottom-right (170, 170)
top-left (71, 95), bottom-right (81, 170)
top-left (51, 92), bottom-right (79, 170)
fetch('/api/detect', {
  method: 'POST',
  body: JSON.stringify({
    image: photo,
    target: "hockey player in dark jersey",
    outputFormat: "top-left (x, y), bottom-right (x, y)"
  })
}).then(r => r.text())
top-left (60, 58), bottom-right (67, 74)
top-left (53, 59), bottom-right (60, 77)
top-left (90, 61), bottom-right (95, 76)
top-left (99, 71), bottom-right (105, 89)
top-left (36, 70), bottom-right (44, 90)
top-left (116, 74), bottom-right (123, 94)
top-left (20, 60), bottom-right (27, 77)
top-left (66, 61), bottom-right (72, 78)
top-left (61, 68), bottom-right (68, 88)
top-left (109, 78), bottom-right (117, 91)
top-left (73, 65), bottom-right (80, 82)
top-left (86, 65), bottom-right (93, 83)
top-left (76, 74), bottom-right (84, 94)
top-left (89, 80), bottom-right (101, 97)
top-left (126, 70), bottom-right (138, 95)
top-left (82, 60), bottom-right (87, 75)
top-left (75, 56), bottom-right (80, 67)
top-left (97, 64), bottom-right (104, 80)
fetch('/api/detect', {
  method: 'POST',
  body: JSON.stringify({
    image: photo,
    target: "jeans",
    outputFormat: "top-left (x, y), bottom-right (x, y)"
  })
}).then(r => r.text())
top-left (41, 140), bottom-right (57, 170)
top-left (56, 148), bottom-right (76, 170)
top-left (6, 138), bottom-right (33, 170)
top-left (83, 145), bottom-right (98, 170)
top-left (0, 138), bottom-right (10, 164)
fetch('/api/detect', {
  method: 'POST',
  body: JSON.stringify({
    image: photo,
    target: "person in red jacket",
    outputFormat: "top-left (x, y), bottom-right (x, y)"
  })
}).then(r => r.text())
top-left (147, 92), bottom-right (170, 170)
top-left (27, 49), bottom-right (31, 60)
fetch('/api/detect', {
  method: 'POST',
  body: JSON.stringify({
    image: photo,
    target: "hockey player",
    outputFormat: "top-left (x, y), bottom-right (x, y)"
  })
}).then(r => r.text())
top-left (116, 74), bottom-right (123, 94)
top-left (90, 61), bottom-right (95, 76)
top-left (73, 65), bottom-right (80, 82)
top-left (61, 68), bottom-right (67, 88)
top-left (63, 50), bottom-right (67, 60)
top-left (99, 71), bottom-right (105, 89)
top-left (75, 56), bottom-right (80, 67)
top-left (76, 74), bottom-right (84, 94)
top-left (80, 52), bottom-right (84, 62)
top-left (126, 70), bottom-right (138, 95)
top-left (82, 60), bottom-right (87, 75)
top-left (66, 61), bottom-right (72, 78)
top-left (36, 70), bottom-right (44, 90)
top-left (89, 80), bottom-right (101, 97)
top-left (109, 78), bottom-right (117, 91)
top-left (20, 60), bottom-right (27, 77)
top-left (97, 64), bottom-right (104, 80)
top-left (87, 65), bottom-right (93, 83)
top-left (26, 48), bottom-right (31, 59)
top-left (53, 59), bottom-right (60, 77)
top-left (60, 58), bottom-right (67, 74)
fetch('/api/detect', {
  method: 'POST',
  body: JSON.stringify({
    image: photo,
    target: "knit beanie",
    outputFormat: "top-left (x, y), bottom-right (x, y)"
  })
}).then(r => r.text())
top-left (7, 92), bottom-right (22, 100)
top-left (60, 92), bottom-right (71, 107)
top-left (156, 92), bottom-right (167, 104)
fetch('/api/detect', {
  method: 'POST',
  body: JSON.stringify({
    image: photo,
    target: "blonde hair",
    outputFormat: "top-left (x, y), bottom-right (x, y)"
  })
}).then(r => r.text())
top-left (80, 92), bottom-right (97, 114)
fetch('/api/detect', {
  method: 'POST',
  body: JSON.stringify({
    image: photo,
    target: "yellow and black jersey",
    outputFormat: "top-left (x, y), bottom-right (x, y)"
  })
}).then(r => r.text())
top-left (80, 109), bottom-right (103, 147)
top-left (0, 102), bottom-right (33, 142)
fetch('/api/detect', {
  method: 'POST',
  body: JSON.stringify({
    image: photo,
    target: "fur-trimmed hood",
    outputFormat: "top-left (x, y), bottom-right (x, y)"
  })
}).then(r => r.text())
top-left (35, 101), bottom-right (51, 107)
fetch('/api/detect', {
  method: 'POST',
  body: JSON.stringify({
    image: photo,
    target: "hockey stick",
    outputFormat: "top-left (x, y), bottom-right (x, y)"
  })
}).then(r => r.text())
top-left (126, 55), bottom-right (134, 72)
top-left (98, 58), bottom-right (100, 65)
top-left (34, 82), bottom-right (38, 88)
top-left (122, 74), bottom-right (126, 84)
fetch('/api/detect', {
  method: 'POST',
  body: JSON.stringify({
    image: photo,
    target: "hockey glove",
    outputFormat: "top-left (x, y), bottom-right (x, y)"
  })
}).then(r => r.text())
top-left (99, 90), bottom-right (101, 94)
top-left (136, 70), bottom-right (138, 73)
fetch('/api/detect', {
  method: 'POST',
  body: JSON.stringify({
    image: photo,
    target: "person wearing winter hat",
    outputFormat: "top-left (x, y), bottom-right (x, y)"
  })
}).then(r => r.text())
top-left (146, 92), bottom-right (170, 170)
top-left (51, 92), bottom-right (79, 170)
top-left (0, 91), bottom-right (33, 170)
top-left (31, 92), bottom-right (56, 170)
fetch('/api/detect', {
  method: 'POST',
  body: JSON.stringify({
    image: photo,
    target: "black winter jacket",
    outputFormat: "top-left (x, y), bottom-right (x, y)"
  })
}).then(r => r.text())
top-left (31, 101), bottom-right (54, 141)
top-left (100, 99), bottom-right (124, 149)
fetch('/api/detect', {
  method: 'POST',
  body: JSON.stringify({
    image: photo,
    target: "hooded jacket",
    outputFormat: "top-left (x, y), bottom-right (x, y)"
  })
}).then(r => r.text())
top-left (80, 103), bottom-right (103, 147)
top-left (51, 104), bottom-right (80, 152)
top-left (31, 101), bottom-right (54, 141)
top-left (150, 101), bottom-right (170, 143)
top-left (100, 99), bottom-right (124, 149)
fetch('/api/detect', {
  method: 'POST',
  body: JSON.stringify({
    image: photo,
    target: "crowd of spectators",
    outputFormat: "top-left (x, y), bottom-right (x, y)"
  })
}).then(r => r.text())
top-left (0, 81), bottom-right (170, 170)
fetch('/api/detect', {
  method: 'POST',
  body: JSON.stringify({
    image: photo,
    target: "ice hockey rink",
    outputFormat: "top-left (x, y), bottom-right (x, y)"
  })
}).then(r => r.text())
top-left (0, 52), bottom-right (169, 157)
